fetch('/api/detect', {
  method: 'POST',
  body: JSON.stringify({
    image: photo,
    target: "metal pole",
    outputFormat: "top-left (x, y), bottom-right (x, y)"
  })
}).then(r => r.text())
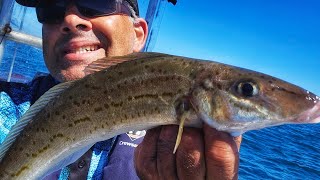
top-left (1, 30), bottom-right (42, 49)
top-left (0, 0), bottom-right (15, 26)
top-left (7, 5), bottom-right (26, 82)
top-left (143, 0), bottom-right (168, 52)
top-left (0, 0), bottom-right (15, 65)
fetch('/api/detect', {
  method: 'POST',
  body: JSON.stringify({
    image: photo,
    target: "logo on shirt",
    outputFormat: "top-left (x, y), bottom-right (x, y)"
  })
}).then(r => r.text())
top-left (126, 130), bottom-right (146, 141)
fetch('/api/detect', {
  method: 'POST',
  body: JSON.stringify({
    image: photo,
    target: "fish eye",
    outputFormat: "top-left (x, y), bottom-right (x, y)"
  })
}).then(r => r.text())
top-left (236, 82), bottom-right (259, 97)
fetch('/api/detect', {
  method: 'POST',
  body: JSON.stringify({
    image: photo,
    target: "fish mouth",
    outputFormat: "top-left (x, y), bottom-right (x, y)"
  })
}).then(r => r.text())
top-left (295, 101), bottom-right (320, 123)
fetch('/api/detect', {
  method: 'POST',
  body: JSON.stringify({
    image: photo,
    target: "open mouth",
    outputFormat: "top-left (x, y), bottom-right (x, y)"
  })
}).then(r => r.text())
top-left (65, 45), bottom-right (100, 54)
top-left (295, 101), bottom-right (320, 123)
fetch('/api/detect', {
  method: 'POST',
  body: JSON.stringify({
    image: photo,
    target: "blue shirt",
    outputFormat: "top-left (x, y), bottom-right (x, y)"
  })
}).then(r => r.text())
top-left (0, 75), bottom-right (144, 180)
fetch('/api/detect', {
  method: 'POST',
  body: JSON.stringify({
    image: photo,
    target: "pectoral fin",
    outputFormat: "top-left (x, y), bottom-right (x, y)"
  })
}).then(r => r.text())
top-left (173, 111), bottom-right (190, 154)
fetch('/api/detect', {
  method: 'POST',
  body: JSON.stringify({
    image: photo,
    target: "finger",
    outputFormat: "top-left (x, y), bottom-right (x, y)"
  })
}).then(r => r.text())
top-left (176, 127), bottom-right (206, 180)
top-left (157, 125), bottom-right (179, 180)
top-left (134, 127), bottom-right (161, 180)
top-left (203, 124), bottom-right (240, 180)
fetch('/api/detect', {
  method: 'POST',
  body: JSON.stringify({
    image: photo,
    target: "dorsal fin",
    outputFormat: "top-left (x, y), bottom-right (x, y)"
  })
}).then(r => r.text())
top-left (83, 56), bottom-right (133, 75)
top-left (84, 52), bottom-right (166, 75)
top-left (0, 80), bottom-right (75, 162)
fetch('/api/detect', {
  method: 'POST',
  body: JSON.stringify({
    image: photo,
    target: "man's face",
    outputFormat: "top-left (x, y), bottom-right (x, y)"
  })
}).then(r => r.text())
top-left (42, 4), bottom-right (147, 82)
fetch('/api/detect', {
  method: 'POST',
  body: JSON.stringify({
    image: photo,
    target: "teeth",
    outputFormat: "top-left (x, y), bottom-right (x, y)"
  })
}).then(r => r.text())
top-left (74, 45), bottom-right (99, 54)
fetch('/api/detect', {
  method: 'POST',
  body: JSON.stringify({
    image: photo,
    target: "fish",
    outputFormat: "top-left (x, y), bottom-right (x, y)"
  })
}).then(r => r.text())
top-left (0, 52), bottom-right (319, 179)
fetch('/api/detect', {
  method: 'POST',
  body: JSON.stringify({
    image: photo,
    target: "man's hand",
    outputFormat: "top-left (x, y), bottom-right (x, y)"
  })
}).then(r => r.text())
top-left (134, 124), bottom-right (242, 180)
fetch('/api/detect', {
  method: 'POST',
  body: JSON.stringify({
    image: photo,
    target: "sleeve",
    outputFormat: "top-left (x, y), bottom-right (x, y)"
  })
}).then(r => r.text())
top-left (0, 81), bottom-right (32, 143)
top-left (0, 75), bottom-right (56, 144)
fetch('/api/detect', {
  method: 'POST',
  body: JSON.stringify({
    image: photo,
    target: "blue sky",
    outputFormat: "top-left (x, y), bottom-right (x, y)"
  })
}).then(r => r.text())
top-left (148, 0), bottom-right (320, 95)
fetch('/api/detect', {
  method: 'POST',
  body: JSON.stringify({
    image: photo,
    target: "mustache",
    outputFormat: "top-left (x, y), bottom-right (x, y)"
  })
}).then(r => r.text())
top-left (56, 31), bottom-right (100, 45)
top-left (55, 28), bottom-right (105, 48)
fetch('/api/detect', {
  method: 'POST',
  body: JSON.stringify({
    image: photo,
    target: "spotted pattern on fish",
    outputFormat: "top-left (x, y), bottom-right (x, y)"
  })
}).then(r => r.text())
top-left (0, 52), bottom-right (319, 179)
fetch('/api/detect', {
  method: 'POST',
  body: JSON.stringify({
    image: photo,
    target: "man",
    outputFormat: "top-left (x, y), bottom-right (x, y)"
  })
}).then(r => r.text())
top-left (0, 0), bottom-right (241, 179)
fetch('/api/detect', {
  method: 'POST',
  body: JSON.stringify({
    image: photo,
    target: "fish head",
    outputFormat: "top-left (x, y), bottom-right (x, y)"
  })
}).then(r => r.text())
top-left (192, 63), bottom-right (320, 135)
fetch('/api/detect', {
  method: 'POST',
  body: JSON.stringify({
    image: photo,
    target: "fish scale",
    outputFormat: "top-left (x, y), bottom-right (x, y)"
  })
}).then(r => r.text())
top-left (0, 52), bottom-right (319, 179)
top-left (0, 53), bottom-right (200, 179)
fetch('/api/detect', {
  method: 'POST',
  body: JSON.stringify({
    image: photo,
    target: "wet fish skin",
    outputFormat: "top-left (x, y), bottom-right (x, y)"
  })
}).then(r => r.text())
top-left (0, 52), bottom-right (319, 179)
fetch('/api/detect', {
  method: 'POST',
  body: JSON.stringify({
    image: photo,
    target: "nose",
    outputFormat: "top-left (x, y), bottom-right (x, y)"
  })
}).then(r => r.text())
top-left (60, 4), bottom-right (92, 33)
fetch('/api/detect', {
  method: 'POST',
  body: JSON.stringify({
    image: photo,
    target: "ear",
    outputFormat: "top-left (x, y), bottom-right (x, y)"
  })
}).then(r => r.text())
top-left (132, 18), bottom-right (148, 52)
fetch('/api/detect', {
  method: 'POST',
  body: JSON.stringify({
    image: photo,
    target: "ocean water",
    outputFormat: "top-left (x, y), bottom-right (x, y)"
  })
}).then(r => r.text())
top-left (1, 41), bottom-right (320, 179)
top-left (240, 124), bottom-right (320, 179)
top-left (0, 40), bottom-right (48, 83)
